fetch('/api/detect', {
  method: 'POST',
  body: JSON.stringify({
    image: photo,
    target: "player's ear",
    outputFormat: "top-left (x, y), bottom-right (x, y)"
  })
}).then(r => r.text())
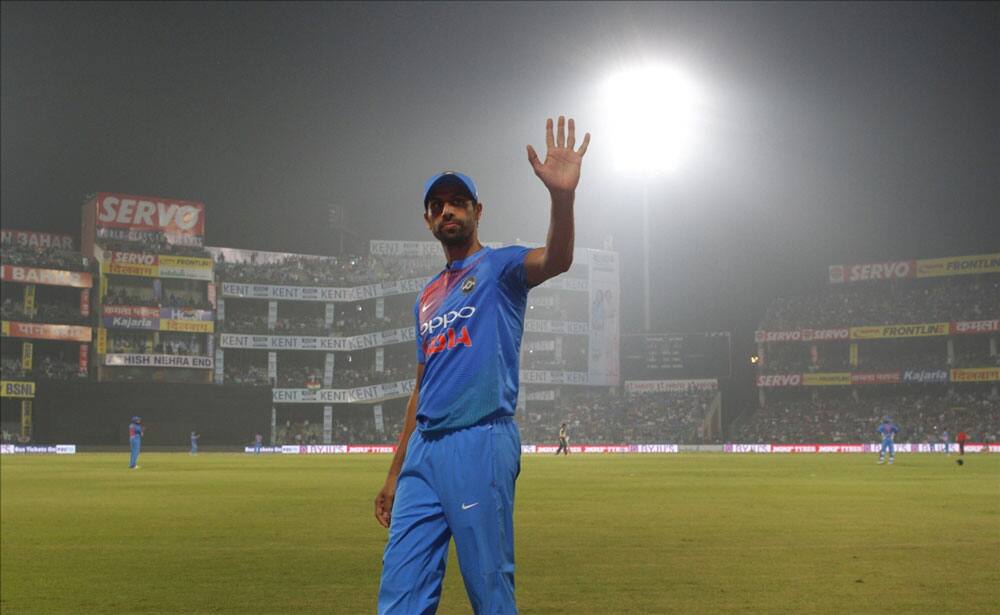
top-left (475, 201), bottom-right (483, 222)
top-left (423, 209), bottom-right (433, 231)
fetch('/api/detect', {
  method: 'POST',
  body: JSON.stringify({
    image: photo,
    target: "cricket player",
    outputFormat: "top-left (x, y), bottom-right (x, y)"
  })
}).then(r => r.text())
top-left (375, 116), bottom-right (589, 614)
top-left (190, 430), bottom-right (200, 455)
top-left (254, 433), bottom-right (263, 455)
top-left (877, 417), bottom-right (899, 465)
top-left (556, 423), bottom-right (569, 456)
top-left (128, 416), bottom-right (143, 469)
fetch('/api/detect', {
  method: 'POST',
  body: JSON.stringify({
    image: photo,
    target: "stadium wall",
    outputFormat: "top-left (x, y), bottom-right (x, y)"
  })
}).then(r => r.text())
top-left (31, 382), bottom-right (271, 446)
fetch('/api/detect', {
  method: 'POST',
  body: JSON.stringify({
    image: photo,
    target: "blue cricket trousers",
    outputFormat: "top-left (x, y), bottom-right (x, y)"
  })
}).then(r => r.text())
top-left (129, 436), bottom-right (141, 468)
top-left (378, 416), bottom-right (520, 615)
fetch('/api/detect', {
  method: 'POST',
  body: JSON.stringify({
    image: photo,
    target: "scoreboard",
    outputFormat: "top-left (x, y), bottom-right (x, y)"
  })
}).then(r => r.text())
top-left (622, 332), bottom-right (731, 379)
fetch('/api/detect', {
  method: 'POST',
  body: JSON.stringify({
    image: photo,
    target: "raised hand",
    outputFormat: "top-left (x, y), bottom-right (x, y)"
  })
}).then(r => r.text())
top-left (526, 116), bottom-right (591, 196)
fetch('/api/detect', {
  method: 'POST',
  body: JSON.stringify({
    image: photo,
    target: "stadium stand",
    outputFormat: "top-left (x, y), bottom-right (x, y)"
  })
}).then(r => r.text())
top-left (745, 254), bottom-right (1000, 443)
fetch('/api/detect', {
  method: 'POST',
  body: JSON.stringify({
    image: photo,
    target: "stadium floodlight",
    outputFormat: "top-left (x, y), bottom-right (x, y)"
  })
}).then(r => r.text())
top-left (602, 63), bottom-right (700, 330)
top-left (602, 63), bottom-right (698, 178)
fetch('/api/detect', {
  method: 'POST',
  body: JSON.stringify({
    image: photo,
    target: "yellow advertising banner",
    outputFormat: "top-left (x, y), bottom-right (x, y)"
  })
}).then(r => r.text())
top-left (849, 343), bottom-right (858, 367)
top-left (21, 342), bottom-right (33, 371)
top-left (950, 368), bottom-right (1000, 383)
top-left (21, 399), bottom-right (32, 438)
top-left (160, 319), bottom-right (214, 333)
top-left (24, 284), bottom-right (36, 316)
top-left (1, 381), bottom-right (35, 398)
top-left (802, 372), bottom-right (852, 386)
top-left (1, 321), bottom-right (9, 336)
top-left (850, 322), bottom-right (950, 340)
top-left (97, 328), bottom-right (107, 355)
top-left (102, 262), bottom-right (158, 278)
top-left (158, 255), bottom-right (212, 269)
top-left (916, 253), bottom-right (1000, 278)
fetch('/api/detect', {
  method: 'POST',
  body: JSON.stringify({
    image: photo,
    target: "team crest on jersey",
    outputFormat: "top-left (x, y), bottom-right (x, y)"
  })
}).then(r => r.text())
top-left (461, 277), bottom-right (476, 294)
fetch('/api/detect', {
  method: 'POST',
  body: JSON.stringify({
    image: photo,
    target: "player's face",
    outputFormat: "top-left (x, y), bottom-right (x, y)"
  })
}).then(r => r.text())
top-left (424, 185), bottom-right (481, 247)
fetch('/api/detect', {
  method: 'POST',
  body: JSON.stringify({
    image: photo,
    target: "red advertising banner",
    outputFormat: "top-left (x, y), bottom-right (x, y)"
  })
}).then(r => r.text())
top-left (79, 344), bottom-right (89, 374)
top-left (0, 229), bottom-right (75, 251)
top-left (1, 321), bottom-right (92, 342)
top-left (828, 260), bottom-right (915, 284)
top-left (953, 320), bottom-right (1000, 334)
top-left (0, 265), bottom-right (93, 288)
top-left (92, 193), bottom-right (205, 237)
top-left (80, 289), bottom-right (90, 317)
top-left (103, 305), bottom-right (160, 319)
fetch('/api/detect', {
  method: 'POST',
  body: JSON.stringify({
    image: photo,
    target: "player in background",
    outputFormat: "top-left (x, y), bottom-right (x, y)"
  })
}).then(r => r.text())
top-left (942, 429), bottom-right (951, 455)
top-left (254, 433), bottom-right (263, 455)
top-left (877, 417), bottom-right (898, 465)
top-left (128, 416), bottom-right (143, 469)
top-left (556, 423), bottom-right (569, 456)
top-left (190, 430), bottom-right (200, 455)
top-left (956, 430), bottom-right (968, 456)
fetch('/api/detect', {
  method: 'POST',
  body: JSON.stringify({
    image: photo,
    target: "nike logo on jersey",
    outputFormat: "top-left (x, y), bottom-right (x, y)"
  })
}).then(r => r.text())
top-left (461, 502), bottom-right (479, 510)
top-left (422, 303), bottom-right (431, 312)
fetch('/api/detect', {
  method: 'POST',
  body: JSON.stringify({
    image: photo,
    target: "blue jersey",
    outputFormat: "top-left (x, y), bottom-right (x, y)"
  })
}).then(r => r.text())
top-left (877, 423), bottom-right (898, 442)
top-left (414, 246), bottom-right (532, 433)
top-left (129, 422), bottom-right (142, 439)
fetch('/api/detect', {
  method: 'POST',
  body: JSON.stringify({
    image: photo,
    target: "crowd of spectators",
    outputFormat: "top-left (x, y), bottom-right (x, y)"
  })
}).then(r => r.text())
top-left (98, 237), bottom-right (209, 258)
top-left (224, 363), bottom-right (269, 386)
top-left (222, 361), bottom-right (416, 388)
top-left (1, 356), bottom-right (85, 380)
top-left (214, 252), bottom-right (441, 287)
top-left (733, 389), bottom-right (999, 443)
top-left (104, 288), bottom-right (158, 307)
top-left (1, 241), bottom-right (93, 273)
top-left (519, 388), bottom-right (719, 444)
top-left (1, 299), bottom-right (92, 326)
top-left (760, 277), bottom-right (999, 330)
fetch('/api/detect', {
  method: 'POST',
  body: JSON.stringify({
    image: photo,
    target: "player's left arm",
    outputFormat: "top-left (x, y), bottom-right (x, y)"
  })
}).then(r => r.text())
top-left (524, 116), bottom-right (591, 287)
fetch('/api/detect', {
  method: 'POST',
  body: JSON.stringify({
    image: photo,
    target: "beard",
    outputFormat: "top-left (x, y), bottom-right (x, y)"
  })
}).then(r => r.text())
top-left (433, 219), bottom-right (473, 246)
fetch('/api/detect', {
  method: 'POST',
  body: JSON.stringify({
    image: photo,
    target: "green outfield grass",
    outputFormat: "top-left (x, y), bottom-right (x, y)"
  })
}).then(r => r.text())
top-left (2, 452), bottom-right (998, 614)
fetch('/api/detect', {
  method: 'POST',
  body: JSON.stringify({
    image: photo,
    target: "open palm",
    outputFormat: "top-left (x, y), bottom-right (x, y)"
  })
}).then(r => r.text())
top-left (527, 116), bottom-right (591, 195)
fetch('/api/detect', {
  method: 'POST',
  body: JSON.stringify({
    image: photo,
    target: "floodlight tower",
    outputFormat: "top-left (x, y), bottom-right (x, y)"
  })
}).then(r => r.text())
top-left (604, 64), bottom-right (698, 331)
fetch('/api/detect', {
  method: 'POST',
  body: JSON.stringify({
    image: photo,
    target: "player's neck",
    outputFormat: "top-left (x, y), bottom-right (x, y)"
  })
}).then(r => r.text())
top-left (442, 238), bottom-right (483, 267)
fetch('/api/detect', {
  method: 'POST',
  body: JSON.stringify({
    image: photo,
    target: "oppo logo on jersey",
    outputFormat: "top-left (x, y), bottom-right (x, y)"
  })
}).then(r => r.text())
top-left (421, 306), bottom-right (476, 356)
top-left (420, 306), bottom-right (476, 336)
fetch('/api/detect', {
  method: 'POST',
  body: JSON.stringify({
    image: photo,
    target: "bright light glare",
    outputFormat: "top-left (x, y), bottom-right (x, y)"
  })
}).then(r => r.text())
top-left (602, 64), bottom-right (699, 178)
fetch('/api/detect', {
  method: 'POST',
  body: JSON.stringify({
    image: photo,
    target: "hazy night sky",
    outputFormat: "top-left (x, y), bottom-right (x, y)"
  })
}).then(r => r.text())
top-left (2, 2), bottom-right (998, 385)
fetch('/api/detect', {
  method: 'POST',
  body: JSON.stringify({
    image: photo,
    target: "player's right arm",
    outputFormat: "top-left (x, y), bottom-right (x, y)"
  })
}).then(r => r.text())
top-left (374, 362), bottom-right (424, 529)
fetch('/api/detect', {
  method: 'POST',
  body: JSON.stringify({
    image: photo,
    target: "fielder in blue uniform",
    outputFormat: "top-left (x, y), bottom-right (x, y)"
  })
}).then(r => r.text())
top-left (190, 431), bottom-right (200, 455)
top-left (128, 416), bottom-right (143, 469)
top-left (877, 418), bottom-right (899, 465)
top-left (375, 117), bottom-right (590, 615)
